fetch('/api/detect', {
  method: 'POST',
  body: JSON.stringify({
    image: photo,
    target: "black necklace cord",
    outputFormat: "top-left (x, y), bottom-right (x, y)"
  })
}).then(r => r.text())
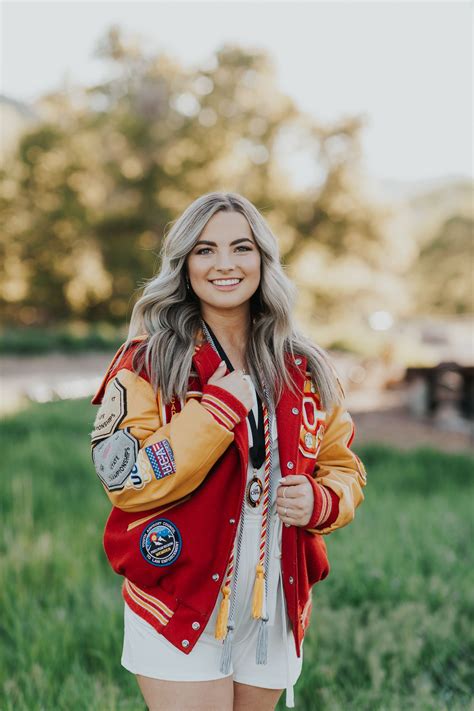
top-left (202, 320), bottom-right (265, 469)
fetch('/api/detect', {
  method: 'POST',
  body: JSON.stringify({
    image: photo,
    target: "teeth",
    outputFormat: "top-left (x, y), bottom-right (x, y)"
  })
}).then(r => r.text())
top-left (211, 279), bottom-right (241, 286)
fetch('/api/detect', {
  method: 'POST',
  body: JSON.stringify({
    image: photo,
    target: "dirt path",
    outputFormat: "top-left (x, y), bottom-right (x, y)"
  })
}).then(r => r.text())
top-left (353, 407), bottom-right (472, 454)
top-left (1, 353), bottom-right (472, 455)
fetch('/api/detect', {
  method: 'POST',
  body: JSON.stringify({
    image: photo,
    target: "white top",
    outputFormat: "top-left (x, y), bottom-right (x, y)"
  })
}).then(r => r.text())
top-left (241, 375), bottom-right (297, 707)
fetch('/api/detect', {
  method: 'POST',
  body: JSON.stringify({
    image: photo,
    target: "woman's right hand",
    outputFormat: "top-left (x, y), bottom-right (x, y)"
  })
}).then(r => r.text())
top-left (207, 361), bottom-right (254, 412)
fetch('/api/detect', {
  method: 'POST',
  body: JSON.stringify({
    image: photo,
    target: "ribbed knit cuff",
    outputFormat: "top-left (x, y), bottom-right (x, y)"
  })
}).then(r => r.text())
top-left (303, 473), bottom-right (340, 529)
top-left (200, 383), bottom-right (249, 430)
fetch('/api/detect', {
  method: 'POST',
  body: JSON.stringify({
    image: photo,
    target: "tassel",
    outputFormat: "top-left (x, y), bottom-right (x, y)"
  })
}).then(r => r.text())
top-left (214, 585), bottom-right (231, 640)
top-left (251, 563), bottom-right (265, 618)
top-left (219, 621), bottom-right (235, 675)
top-left (255, 615), bottom-right (269, 664)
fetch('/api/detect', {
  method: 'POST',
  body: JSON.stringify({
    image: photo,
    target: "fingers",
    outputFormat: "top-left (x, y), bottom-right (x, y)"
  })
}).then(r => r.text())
top-left (276, 496), bottom-right (305, 512)
top-left (276, 474), bottom-right (313, 526)
top-left (276, 477), bottom-right (307, 499)
top-left (276, 486), bottom-right (299, 499)
top-left (276, 502), bottom-right (300, 525)
top-left (207, 361), bottom-right (227, 384)
top-left (278, 474), bottom-right (308, 486)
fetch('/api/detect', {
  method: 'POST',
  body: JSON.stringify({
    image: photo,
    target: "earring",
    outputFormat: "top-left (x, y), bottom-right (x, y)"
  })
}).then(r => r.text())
top-left (185, 275), bottom-right (190, 291)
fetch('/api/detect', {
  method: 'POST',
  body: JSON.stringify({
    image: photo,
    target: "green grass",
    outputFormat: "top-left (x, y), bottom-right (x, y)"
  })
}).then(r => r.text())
top-left (0, 324), bottom-right (126, 354)
top-left (1, 400), bottom-right (473, 710)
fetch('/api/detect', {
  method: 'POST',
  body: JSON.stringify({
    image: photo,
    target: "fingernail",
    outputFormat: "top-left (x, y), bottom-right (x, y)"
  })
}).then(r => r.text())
top-left (278, 477), bottom-right (285, 483)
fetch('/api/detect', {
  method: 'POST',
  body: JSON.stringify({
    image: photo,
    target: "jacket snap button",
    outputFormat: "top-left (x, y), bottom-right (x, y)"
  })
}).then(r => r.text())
top-left (192, 621), bottom-right (200, 630)
top-left (291, 407), bottom-right (299, 415)
top-left (182, 639), bottom-right (190, 647)
top-left (229, 518), bottom-right (235, 524)
top-left (212, 573), bottom-right (219, 581)
top-left (287, 461), bottom-right (294, 470)
top-left (289, 576), bottom-right (294, 584)
top-left (294, 358), bottom-right (302, 365)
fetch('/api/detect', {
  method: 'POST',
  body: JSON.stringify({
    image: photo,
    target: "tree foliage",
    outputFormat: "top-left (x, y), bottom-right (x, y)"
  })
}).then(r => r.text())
top-left (0, 25), bottom-right (471, 336)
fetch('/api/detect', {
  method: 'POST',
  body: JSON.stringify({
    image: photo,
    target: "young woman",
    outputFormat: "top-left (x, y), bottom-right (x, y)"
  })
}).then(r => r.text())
top-left (90, 192), bottom-right (367, 711)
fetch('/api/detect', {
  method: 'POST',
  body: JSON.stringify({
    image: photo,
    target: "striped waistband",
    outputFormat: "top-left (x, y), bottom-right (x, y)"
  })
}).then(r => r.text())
top-left (122, 579), bottom-right (174, 627)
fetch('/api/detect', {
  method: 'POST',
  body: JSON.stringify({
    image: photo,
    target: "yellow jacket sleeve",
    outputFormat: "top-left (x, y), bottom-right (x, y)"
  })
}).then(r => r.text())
top-left (305, 403), bottom-right (367, 535)
top-left (90, 368), bottom-right (248, 513)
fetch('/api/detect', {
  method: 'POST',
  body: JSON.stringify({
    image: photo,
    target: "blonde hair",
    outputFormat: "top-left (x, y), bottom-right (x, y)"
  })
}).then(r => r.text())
top-left (123, 191), bottom-right (343, 412)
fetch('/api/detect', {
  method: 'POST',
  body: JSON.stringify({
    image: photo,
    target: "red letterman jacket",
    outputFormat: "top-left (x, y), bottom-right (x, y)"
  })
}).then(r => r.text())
top-left (90, 334), bottom-right (367, 658)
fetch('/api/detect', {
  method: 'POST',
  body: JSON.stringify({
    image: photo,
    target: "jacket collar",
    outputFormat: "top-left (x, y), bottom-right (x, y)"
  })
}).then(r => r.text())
top-left (191, 326), bottom-right (223, 383)
top-left (193, 325), bottom-right (308, 481)
top-left (192, 324), bottom-right (307, 388)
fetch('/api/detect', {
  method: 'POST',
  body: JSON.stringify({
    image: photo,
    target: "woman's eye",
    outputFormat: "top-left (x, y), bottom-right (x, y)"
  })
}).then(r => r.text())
top-left (196, 246), bottom-right (252, 255)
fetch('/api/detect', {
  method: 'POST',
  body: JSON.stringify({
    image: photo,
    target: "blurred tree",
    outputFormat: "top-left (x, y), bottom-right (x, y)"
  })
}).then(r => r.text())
top-left (0, 24), bottom-right (433, 336)
top-left (411, 214), bottom-right (473, 315)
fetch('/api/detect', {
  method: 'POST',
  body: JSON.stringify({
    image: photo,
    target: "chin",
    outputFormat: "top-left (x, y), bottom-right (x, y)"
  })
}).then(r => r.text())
top-left (197, 288), bottom-right (253, 310)
top-left (208, 296), bottom-right (251, 309)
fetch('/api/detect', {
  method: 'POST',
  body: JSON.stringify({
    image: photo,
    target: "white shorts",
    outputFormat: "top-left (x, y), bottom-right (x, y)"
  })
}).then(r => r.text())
top-left (121, 507), bottom-right (303, 707)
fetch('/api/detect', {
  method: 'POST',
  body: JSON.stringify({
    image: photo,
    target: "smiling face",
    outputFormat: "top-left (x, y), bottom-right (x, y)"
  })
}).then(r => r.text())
top-left (186, 210), bottom-right (261, 319)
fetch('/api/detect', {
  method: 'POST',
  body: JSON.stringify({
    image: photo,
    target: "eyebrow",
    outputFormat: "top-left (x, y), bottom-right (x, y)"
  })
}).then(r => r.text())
top-left (194, 237), bottom-right (255, 247)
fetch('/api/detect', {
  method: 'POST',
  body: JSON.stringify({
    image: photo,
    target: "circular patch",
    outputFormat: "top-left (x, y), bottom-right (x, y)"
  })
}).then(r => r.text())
top-left (304, 431), bottom-right (314, 449)
top-left (246, 475), bottom-right (263, 507)
top-left (140, 518), bottom-right (182, 567)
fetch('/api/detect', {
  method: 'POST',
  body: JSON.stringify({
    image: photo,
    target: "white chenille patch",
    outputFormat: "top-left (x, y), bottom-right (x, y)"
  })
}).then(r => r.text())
top-left (91, 378), bottom-right (127, 443)
top-left (92, 428), bottom-right (139, 491)
top-left (124, 461), bottom-right (152, 490)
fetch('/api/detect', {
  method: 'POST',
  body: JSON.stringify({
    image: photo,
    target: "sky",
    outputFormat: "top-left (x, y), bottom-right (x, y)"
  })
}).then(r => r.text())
top-left (1, 0), bottom-right (472, 184)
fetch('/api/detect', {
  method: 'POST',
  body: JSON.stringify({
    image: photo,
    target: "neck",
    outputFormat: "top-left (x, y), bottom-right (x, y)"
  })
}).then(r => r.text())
top-left (200, 304), bottom-right (251, 351)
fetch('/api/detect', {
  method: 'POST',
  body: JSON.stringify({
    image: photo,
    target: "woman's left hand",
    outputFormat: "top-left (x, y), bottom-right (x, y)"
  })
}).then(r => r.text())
top-left (276, 475), bottom-right (314, 527)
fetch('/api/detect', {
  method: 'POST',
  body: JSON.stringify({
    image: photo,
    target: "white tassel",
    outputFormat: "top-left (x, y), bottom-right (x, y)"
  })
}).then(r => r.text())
top-left (255, 615), bottom-right (269, 664)
top-left (219, 621), bottom-right (235, 674)
top-left (285, 684), bottom-right (295, 707)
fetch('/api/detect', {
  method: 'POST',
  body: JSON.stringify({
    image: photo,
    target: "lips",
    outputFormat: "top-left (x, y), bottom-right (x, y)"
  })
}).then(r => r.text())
top-left (209, 277), bottom-right (242, 284)
top-left (208, 278), bottom-right (243, 291)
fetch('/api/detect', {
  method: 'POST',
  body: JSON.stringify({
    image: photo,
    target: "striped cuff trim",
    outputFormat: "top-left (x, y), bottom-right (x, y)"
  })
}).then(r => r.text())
top-left (201, 393), bottom-right (241, 430)
top-left (314, 484), bottom-right (332, 527)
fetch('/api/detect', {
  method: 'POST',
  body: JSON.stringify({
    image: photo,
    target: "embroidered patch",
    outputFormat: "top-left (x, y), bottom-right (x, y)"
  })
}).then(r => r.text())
top-left (91, 378), bottom-right (127, 443)
top-left (124, 462), bottom-right (152, 491)
top-left (145, 439), bottom-right (176, 480)
top-left (92, 428), bottom-right (138, 491)
top-left (140, 519), bottom-right (182, 567)
top-left (299, 422), bottom-right (326, 460)
top-left (298, 390), bottom-right (326, 459)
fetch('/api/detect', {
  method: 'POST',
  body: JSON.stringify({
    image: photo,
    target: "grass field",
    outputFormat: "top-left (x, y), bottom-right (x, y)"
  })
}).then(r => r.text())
top-left (1, 399), bottom-right (473, 711)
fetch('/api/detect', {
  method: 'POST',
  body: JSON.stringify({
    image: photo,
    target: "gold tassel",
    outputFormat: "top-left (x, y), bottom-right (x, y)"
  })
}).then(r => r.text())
top-left (214, 585), bottom-right (231, 640)
top-left (252, 563), bottom-right (265, 618)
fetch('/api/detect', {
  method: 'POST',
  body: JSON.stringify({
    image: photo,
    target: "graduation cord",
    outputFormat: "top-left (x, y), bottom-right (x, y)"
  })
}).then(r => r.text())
top-left (218, 471), bottom-right (246, 673)
top-left (200, 319), bottom-right (275, 672)
top-left (200, 320), bottom-right (265, 469)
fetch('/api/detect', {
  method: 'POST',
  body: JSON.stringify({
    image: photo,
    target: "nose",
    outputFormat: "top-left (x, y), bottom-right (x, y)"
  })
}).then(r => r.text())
top-left (214, 250), bottom-right (235, 271)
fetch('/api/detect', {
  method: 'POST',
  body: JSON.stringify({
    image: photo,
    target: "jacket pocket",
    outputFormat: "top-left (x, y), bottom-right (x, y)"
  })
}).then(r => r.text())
top-left (298, 528), bottom-right (331, 591)
top-left (103, 494), bottom-right (192, 587)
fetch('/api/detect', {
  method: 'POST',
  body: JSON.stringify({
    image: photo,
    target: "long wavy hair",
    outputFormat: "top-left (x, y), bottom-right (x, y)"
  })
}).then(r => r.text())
top-left (122, 191), bottom-right (344, 412)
